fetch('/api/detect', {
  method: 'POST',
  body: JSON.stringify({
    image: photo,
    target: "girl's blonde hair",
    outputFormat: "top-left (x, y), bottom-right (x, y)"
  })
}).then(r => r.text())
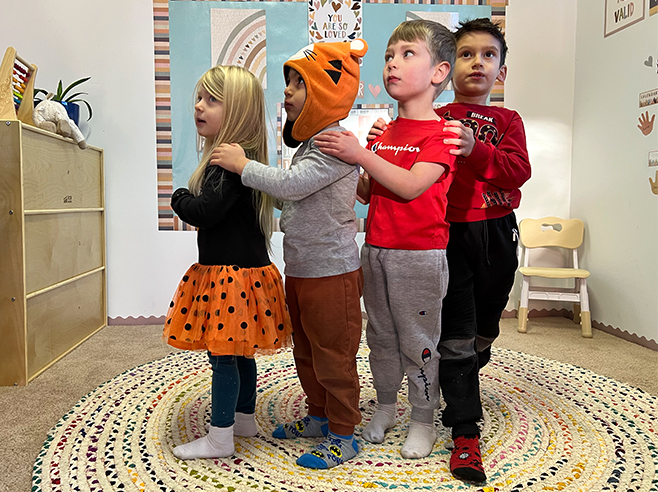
top-left (188, 65), bottom-right (276, 244)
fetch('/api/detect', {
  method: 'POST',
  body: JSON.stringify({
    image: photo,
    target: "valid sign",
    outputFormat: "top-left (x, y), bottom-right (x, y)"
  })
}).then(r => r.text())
top-left (604, 0), bottom-right (645, 37)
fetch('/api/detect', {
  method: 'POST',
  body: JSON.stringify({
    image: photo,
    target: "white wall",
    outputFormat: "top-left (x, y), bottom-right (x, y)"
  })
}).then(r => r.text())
top-left (571, 2), bottom-right (658, 343)
top-left (2, 0), bottom-right (653, 343)
top-left (506, 0), bottom-right (577, 221)
top-left (504, 0), bottom-right (578, 310)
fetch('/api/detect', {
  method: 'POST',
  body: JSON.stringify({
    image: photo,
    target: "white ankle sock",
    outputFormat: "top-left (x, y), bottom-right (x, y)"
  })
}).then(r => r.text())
top-left (401, 420), bottom-right (436, 459)
top-left (204, 413), bottom-right (258, 437)
top-left (173, 425), bottom-right (234, 459)
top-left (234, 412), bottom-right (258, 437)
top-left (362, 403), bottom-right (397, 444)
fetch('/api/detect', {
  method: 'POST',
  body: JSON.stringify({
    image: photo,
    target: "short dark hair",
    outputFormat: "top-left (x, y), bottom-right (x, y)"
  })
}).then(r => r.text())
top-left (455, 18), bottom-right (508, 67)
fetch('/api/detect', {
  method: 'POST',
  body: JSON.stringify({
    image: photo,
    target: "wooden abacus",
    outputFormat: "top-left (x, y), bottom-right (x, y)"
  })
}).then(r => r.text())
top-left (0, 46), bottom-right (38, 125)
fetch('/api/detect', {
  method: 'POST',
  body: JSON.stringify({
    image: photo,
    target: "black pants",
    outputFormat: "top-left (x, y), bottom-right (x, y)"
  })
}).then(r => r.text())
top-left (438, 213), bottom-right (519, 438)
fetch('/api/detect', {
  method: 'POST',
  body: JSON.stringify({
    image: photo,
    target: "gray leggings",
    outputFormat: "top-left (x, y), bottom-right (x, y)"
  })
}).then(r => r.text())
top-left (361, 244), bottom-right (448, 424)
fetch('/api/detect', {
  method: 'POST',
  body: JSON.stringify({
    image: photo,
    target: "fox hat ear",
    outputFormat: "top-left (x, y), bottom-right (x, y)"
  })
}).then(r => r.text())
top-left (349, 39), bottom-right (367, 58)
top-left (283, 39), bottom-right (368, 143)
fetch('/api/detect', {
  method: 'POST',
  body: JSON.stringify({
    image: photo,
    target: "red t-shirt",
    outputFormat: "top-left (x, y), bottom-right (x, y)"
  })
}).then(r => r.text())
top-left (365, 117), bottom-right (456, 250)
top-left (437, 103), bottom-right (531, 222)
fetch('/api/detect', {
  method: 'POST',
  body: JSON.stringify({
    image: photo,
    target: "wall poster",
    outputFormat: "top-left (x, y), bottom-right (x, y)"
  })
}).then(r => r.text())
top-left (604, 0), bottom-right (645, 37)
top-left (211, 9), bottom-right (267, 88)
top-left (153, 0), bottom-right (508, 230)
top-left (639, 88), bottom-right (658, 108)
top-left (309, 0), bottom-right (362, 43)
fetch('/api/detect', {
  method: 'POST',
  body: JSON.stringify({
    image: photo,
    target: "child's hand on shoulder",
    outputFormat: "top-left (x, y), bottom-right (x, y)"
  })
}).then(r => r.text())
top-left (210, 143), bottom-right (250, 175)
top-left (367, 117), bottom-right (387, 142)
top-left (314, 130), bottom-right (363, 165)
top-left (443, 120), bottom-right (475, 158)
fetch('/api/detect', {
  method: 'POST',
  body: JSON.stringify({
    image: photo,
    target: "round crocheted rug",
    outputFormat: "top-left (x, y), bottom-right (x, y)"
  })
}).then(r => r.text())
top-left (32, 343), bottom-right (657, 492)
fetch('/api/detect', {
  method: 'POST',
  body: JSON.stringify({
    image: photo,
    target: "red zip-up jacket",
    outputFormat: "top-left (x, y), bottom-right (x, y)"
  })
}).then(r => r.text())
top-left (438, 102), bottom-right (531, 222)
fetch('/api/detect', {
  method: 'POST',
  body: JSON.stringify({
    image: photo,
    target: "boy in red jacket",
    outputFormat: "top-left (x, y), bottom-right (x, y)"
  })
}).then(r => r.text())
top-left (439, 18), bottom-right (531, 483)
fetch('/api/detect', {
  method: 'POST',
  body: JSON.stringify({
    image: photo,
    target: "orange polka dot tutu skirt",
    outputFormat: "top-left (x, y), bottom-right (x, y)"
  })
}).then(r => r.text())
top-left (163, 263), bottom-right (292, 357)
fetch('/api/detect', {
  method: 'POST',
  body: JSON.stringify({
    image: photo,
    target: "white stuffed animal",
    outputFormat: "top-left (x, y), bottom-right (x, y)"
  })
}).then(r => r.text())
top-left (33, 94), bottom-right (87, 149)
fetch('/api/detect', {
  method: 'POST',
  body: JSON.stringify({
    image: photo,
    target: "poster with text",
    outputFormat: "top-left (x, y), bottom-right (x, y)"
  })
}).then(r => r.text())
top-left (604, 0), bottom-right (645, 37)
top-left (309, 0), bottom-right (362, 43)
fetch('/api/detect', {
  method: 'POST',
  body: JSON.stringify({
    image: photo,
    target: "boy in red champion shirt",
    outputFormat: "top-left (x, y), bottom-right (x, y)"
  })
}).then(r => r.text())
top-left (369, 18), bottom-right (532, 484)
top-left (316, 19), bottom-right (457, 460)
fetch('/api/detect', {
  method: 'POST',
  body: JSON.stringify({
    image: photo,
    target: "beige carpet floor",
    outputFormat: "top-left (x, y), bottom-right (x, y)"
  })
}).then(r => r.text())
top-left (0, 317), bottom-right (656, 491)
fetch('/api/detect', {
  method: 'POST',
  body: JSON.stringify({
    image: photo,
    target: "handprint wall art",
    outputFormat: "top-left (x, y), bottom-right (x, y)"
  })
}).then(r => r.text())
top-left (638, 111), bottom-right (655, 135)
top-left (649, 170), bottom-right (658, 195)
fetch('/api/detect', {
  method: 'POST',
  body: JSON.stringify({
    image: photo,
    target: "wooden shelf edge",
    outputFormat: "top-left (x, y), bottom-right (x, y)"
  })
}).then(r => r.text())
top-left (24, 208), bottom-right (104, 215)
top-left (1, 120), bottom-right (103, 152)
top-left (26, 267), bottom-right (106, 300)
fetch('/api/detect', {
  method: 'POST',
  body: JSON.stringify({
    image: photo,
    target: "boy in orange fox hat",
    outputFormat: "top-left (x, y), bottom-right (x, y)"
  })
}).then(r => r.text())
top-left (213, 39), bottom-right (368, 469)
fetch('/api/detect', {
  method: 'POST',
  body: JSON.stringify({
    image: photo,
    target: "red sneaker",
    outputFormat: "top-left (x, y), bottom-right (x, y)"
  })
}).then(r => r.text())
top-left (450, 435), bottom-right (486, 483)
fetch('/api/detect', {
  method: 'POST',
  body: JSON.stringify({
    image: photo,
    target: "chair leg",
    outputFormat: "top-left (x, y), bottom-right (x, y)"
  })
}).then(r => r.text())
top-left (518, 307), bottom-right (528, 333)
top-left (518, 277), bottom-right (530, 333)
top-left (573, 303), bottom-right (581, 323)
top-left (581, 311), bottom-right (592, 338)
top-left (578, 278), bottom-right (592, 338)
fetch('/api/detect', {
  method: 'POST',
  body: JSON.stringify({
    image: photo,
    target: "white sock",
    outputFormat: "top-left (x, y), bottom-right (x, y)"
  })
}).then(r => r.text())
top-left (361, 403), bottom-right (397, 444)
top-left (204, 413), bottom-right (258, 437)
top-left (401, 420), bottom-right (436, 459)
top-left (173, 425), bottom-right (234, 459)
top-left (234, 412), bottom-right (258, 437)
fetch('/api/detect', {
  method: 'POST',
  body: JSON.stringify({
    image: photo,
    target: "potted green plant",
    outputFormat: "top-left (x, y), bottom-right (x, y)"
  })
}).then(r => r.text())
top-left (34, 77), bottom-right (93, 125)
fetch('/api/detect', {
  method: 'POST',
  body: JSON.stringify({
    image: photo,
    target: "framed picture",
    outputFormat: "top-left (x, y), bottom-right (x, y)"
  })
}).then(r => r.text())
top-left (604, 0), bottom-right (645, 37)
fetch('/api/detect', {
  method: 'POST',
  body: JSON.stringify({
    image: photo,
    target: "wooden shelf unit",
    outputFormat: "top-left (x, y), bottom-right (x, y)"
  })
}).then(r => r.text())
top-left (0, 120), bottom-right (106, 386)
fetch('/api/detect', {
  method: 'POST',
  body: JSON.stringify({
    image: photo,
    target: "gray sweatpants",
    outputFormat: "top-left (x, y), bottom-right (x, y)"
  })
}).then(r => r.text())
top-left (362, 244), bottom-right (449, 424)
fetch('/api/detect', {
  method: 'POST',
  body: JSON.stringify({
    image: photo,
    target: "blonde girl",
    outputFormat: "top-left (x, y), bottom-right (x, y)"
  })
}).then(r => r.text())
top-left (164, 65), bottom-right (292, 460)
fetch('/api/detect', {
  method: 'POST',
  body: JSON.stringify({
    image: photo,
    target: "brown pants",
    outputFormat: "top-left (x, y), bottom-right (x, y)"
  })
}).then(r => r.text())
top-left (285, 269), bottom-right (364, 436)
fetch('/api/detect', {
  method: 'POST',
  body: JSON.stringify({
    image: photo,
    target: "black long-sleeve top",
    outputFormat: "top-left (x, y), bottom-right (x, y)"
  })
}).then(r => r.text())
top-left (171, 166), bottom-right (270, 268)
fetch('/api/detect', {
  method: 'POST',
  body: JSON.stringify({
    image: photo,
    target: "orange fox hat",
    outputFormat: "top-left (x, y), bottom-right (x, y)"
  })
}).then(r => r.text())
top-left (283, 39), bottom-right (368, 147)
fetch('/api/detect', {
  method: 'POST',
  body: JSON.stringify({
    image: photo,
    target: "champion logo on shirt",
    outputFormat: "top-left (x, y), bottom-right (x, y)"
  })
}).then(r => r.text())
top-left (371, 142), bottom-right (421, 155)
